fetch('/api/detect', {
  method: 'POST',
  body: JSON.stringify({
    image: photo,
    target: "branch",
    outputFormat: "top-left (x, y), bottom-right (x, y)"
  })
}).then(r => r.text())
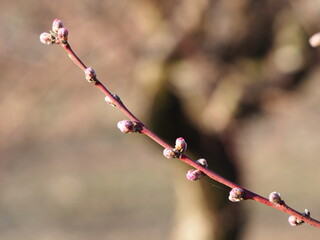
top-left (39, 19), bottom-right (320, 228)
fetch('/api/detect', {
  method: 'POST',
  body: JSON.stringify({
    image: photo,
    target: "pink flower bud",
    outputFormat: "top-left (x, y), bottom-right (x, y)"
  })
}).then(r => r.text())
top-left (186, 169), bottom-right (202, 181)
top-left (117, 120), bottom-right (134, 133)
top-left (39, 32), bottom-right (53, 45)
top-left (309, 32), bottom-right (320, 48)
top-left (84, 67), bottom-right (96, 83)
top-left (163, 148), bottom-right (178, 159)
top-left (196, 158), bottom-right (208, 168)
top-left (52, 19), bottom-right (64, 33)
top-left (175, 137), bottom-right (187, 152)
top-left (57, 27), bottom-right (68, 42)
top-left (117, 120), bottom-right (142, 133)
top-left (228, 188), bottom-right (245, 202)
top-left (269, 192), bottom-right (282, 204)
top-left (288, 216), bottom-right (298, 226)
top-left (288, 215), bottom-right (304, 226)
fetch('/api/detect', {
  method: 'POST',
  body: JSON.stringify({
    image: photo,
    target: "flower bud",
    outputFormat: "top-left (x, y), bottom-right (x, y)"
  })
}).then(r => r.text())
top-left (309, 32), bottom-right (320, 48)
top-left (288, 216), bottom-right (298, 226)
top-left (196, 158), bottom-right (208, 168)
top-left (269, 192), bottom-right (282, 204)
top-left (117, 120), bottom-right (142, 133)
top-left (175, 137), bottom-right (187, 152)
top-left (52, 19), bottom-right (64, 33)
top-left (57, 27), bottom-right (68, 42)
top-left (186, 169), bottom-right (202, 181)
top-left (228, 188), bottom-right (245, 202)
top-left (117, 120), bottom-right (134, 133)
top-left (288, 215), bottom-right (304, 226)
top-left (39, 32), bottom-right (54, 45)
top-left (163, 148), bottom-right (179, 159)
top-left (84, 67), bottom-right (96, 83)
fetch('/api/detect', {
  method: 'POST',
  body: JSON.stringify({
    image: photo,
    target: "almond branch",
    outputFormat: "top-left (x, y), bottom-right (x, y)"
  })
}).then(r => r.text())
top-left (40, 19), bottom-right (320, 228)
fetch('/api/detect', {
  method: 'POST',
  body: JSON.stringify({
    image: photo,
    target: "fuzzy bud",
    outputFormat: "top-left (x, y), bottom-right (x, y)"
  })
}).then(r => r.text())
top-left (196, 158), bottom-right (208, 168)
top-left (186, 169), bottom-right (202, 181)
top-left (52, 19), bottom-right (64, 33)
top-left (57, 27), bottom-right (68, 43)
top-left (175, 137), bottom-right (187, 152)
top-left (117, 120), bottom-right (141, 133)
top-left (117, 120), bottom-right (134, 133)
top-left (269, 192), bottom-right (282, 204)
top-left (309, 33), bottom-right (320, 48)
top-left (288, 215), bottom-right (304, 226)
top-left (84, 67), bottom-right (97, 83)
top-left (39, 32), bottom-right (54, 45)
top-left (163, 148), bottom-right (179, 159)
top-left (228, 188), bottom-right (245, 202)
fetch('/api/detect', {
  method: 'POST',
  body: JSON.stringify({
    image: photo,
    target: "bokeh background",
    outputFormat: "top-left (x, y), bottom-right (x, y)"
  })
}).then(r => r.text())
top-left (0, 0), bottom-right (320, 239)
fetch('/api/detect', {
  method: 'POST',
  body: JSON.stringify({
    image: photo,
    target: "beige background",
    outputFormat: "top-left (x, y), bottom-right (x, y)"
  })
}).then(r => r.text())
top-left (0, 0), bottom-right (320, 239)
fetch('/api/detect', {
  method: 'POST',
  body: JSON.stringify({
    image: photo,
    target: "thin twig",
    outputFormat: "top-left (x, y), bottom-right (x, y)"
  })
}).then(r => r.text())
top-left (40, 19), bottom-right (320, 228)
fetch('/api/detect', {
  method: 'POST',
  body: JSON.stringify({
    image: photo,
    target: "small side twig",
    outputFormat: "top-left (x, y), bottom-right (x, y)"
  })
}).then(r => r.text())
top-left (40, 19), bottom-right (320, 228)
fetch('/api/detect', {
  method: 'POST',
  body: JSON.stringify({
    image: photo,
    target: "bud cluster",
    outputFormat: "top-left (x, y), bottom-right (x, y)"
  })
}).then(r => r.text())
top-left (185, 158), bottom-right (208, 181)
top-left (163, 137), bottom-right (188, 159)
top-left (39, 19), bottom-right (69, 45)
top-left (117, 120), bottom-right (142, 133)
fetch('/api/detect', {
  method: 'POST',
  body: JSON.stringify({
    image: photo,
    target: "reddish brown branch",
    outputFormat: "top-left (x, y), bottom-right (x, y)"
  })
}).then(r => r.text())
top-left (40, 20), bottom-right (320, 228)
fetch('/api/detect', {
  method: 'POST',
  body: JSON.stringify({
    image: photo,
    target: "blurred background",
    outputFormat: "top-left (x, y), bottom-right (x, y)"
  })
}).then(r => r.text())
top-left (0, 0), bottom-right (320, 239)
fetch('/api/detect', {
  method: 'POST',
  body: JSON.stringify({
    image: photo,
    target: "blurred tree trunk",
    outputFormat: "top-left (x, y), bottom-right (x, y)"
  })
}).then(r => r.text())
top-left (148, 86), bottom-right (243, 240)
top-left (142, 1), bottom-right (302, 239)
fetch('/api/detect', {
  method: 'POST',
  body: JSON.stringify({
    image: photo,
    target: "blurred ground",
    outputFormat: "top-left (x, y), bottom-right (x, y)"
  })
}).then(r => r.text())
top-left (0, 0), bottom-right (320, 239)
